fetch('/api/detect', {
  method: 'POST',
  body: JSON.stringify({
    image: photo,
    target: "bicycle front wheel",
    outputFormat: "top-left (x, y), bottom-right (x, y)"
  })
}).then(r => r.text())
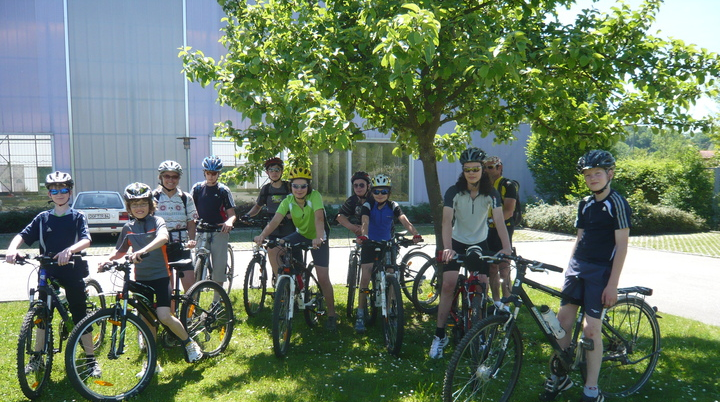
top-left (17, 305), bottom-right (53, 400)
top-left (583, 296), bottom-right (661, 397)
top-left (65, 308), bottom-right (157, 402)
top-left (346, 251), bottom-right (361, 319)
top-left (443, 314), bottom-right (523, 402)
top-left (303, 267), bottom-right (325, 328)
top-left (194, 255), bottom-right (208, 283)
top-left (84, 278), bottom-right (106, 348)
top-left (181, 280), bottom-right (235, 357)
top-left (383, 275), bottom-right (404, 356)
top-left (243, 255), bottom-right (268, 317)
top-left (272, 276), bottom-right (293, 358)
top-left (399, 250), bottom-right (431, 301)
top-left (225, 244), bottom-right (235, 294)
top-left (412, 259), bottom-right (441, 314)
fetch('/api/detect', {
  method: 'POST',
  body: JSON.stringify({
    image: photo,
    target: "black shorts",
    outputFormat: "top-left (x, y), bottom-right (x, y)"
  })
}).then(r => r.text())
top-left (487, 225), bottom-right (514, 253)
top-left (560, 257), bottom-right (611, 319)
top-left (444, 239), bottom-right (490, 275)
top-left (360, 242), bottom-right (387, 264)
top-left (137, 277), bottom-right (173, 308)
top-left (166, 242), bottom-right (193, 271)
top-left (282, 232), bottom-right (330, 267)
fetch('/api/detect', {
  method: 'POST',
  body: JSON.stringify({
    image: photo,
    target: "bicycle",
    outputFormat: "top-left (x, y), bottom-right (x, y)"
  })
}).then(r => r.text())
top-left (64, 256), bottom-right (234, 401)
top-left (194, 219), bottom-right (235, 294)
top-left (361, 237), bottom-right (407, 356)
top-left (1, 253), bottom-right (106, 400)
top-left (442, 253), bottom-right (661, 402)
top-left (269, 239), bottom-right (326, 358)
top-left (241, 217), bottom-right (273, 317)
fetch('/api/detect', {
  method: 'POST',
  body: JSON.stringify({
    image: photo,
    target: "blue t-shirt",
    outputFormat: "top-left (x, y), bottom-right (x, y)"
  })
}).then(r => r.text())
top-left (191, 182), bottom-right (236, 225)
top-left (574, 189), bottom-right (632, 266)
top-left (361, 199), bottom-right (403, 241)
top-left (19, 209), bottom-right (91, 255)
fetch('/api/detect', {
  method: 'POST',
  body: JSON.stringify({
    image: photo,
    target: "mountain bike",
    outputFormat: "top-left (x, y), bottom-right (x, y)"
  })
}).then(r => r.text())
top-left (443, 253), bottom-right (661, 402)
top-left (345, 242), bottom-right (361, 319)
top-left (241, 217), bottom-right (273, 317)
top-left (270, 239), bottom-right (326, 358)
top-left (194, 219), bottom-right (235, 294)
top-left (1, 253), bottom-right (105, 400)
top-left (64, 256), bottom-right (234, 401)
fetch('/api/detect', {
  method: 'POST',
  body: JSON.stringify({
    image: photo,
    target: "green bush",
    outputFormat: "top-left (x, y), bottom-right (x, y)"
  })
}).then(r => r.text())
top-left (522, 202), bottom-right (578, 235)
top-left (402, 202), bottom-right (434, 225)
top-left (0, 207), bottom-right (48, 234)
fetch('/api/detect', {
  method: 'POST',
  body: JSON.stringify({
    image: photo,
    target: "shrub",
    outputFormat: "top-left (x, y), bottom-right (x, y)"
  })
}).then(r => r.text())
top-left (522, 202), bottom-right (577, 235)
top-left (402, 203), bottom-right (433, 225)
top-left (0, 207), bottom-right (47, 234)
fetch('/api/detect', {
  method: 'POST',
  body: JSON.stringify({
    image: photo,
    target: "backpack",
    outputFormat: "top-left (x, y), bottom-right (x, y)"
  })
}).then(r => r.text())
top-left (496, 178), bottom-right (523, 227)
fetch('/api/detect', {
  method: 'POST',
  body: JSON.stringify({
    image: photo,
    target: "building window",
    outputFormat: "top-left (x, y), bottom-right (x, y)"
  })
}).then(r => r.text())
top-left (0, 134), bottom-right (52, 193)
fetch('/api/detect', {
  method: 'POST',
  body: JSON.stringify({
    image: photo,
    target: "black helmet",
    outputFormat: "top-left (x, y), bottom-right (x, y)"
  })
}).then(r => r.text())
top-left (350, 171), bottom-right (370, 184)
top-left (123, 182), bottom-right (153, 201)
top-left (45, 171), bottom-right (74, 189)
top-left (459, 147), bottom-right (486, 165)
top-left (264, 157), bottom-right (284, 170)
top-left (576, 150), bottom-right (616, 173)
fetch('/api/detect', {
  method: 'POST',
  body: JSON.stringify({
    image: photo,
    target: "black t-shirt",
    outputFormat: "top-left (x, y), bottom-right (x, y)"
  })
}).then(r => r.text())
top-left (337, 195), bottom-right (367, 225)
top-left (574, 190), bottom-right (632, 266)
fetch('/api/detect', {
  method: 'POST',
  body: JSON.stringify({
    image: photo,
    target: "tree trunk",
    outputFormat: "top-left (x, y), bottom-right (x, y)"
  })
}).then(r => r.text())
top-left (416, 132), bottom-right (445, 254)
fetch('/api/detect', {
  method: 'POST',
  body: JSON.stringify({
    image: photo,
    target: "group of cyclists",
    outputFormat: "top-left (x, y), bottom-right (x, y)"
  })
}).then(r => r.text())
top-left (4, 146), bottom-right (629, 402)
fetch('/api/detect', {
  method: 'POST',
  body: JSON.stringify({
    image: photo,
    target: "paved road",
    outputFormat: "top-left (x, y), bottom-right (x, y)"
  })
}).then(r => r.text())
top-left (3, 240), bottom-right (719, 327)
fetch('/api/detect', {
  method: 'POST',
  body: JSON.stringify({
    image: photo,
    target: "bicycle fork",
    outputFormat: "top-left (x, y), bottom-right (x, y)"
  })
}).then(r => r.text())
top-left (376, 271), bottom-right (387, 316)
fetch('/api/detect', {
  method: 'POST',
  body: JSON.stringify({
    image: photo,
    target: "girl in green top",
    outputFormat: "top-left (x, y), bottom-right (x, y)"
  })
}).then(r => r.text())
top-left (254, 166), bottom-right (337, 330)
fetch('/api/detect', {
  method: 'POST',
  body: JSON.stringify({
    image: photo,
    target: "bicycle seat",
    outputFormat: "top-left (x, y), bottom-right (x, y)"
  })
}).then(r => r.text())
top-left (169, 259), bottom-right (193, 271)
top-left (618, 286), bottom-right (653, 296)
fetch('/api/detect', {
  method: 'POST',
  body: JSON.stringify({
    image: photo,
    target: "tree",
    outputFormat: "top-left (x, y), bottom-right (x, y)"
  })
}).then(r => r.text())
top-left (181, 0), bottom-right (719, 245)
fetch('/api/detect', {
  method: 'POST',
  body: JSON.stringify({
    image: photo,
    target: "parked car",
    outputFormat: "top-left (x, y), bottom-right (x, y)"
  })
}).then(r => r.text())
top-left (73, 191), bottom-right (128, 235)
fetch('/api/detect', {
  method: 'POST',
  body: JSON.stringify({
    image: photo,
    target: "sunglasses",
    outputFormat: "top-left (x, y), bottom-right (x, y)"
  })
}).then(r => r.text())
top-left (463, 167), bottom-right (482, 173)
top-left (485, 165), bottom-right (498, 170)
top-left (267, 167), bottom-right (282, 173)
top-left (353, 183), bottom-right (366, 188)
top-left (49, 188), bottom-right (70, 195)
top-left (291, 183), bottom-right (309, 190)
top-left (372, 189), bottom-right (389, 195)
top-left (162, 174), bottom-right (180, 180)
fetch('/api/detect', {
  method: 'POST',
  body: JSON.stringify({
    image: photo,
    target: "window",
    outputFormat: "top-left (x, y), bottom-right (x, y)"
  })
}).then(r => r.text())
top-left (0, 134), bottom-right (52, 193)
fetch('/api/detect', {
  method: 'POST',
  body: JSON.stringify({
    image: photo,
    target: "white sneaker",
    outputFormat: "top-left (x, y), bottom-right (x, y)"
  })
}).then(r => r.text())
top-left (429, 335), bottom-right (449, 359)
top-left (136, 361), bottom-right (163, 377)
top-left (185, 340), bottom-right (204, 362)
top-left (86, 357), bottom-right (102, 378)
top-left (24, 355), bottom-right (45, 375)
top-left (138, 333), bottom-right (146, 351)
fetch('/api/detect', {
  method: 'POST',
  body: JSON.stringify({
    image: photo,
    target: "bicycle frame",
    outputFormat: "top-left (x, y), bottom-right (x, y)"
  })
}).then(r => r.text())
top-left (274, 241), bottom-right (314, 318)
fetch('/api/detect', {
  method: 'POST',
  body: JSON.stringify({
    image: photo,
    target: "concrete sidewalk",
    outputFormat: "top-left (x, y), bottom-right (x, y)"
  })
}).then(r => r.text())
top-left (3, 239), bottom-right (718, 327)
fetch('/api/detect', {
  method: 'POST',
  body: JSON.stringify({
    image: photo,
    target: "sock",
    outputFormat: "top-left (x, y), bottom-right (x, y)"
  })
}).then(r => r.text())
top-left (494, 300), bottom-right (504, 308)
top-left (181, 337), bottom-right (191, 346)
top-left (435, 327), bottom-right (446, 339)
top-left (584, 386), bottom-right (599, 397)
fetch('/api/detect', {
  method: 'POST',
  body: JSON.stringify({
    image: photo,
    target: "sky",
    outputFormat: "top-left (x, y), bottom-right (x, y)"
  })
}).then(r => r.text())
top-left (556, 0), bottom-right (720, 118)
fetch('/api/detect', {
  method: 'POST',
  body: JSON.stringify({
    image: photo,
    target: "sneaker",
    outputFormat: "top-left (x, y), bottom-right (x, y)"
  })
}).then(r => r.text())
top-left (138, 333), bottom-right (146, 351)
top-left (24, 355), bottom-right (45, 375)
top-left (136, 362), bottom-right (163, 377)
top-left (580, 392), bottom-right (605, 402)
top-left (354, 315), bottom-right (366, 333)
top-left (184, 339), bottom-right (204, 362)
top-left (428, 335), bottom-right (449, 359)
top-left (325, 315), bottom-right (338, 331)
top-left (539, 375), bottom-right (574, 401)
top-left (86, 357), bottom-right (102, 378)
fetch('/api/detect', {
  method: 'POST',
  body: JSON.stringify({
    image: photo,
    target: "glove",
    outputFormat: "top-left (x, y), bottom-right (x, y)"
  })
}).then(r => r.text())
top-left (241, 214), bottom-right (250, 222)
top-left (413, 234), bottom-right (423, 242)
top-left (357, 235), bottom-right (368, 244)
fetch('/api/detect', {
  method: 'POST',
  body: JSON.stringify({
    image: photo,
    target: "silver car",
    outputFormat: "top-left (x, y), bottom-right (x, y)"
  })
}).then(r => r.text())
top-left (73, 191), bottom-right (128, 235)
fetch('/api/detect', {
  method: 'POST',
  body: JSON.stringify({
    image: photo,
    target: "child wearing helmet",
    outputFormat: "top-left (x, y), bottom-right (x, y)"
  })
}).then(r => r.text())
top-left (336, 171), bottom-right (371, 236)
top-left (253, 165), bottom-right (338, 330)
top-left (353, 174), bottom-right (422, 333)
top-left (191, 156), bottom-right (237, 286)
top-left (5, 171), bottom-right (101, 377)
top-left (104, 183), bottom-right (204, 373)
top-left (154, 160), bottom-right (199, 292)
top-left (429, 147), bottom-right (512, 359)
top-left (243, 157), bottom-right (295, 276)
top-left (539, 150), bottom-right (630, 402)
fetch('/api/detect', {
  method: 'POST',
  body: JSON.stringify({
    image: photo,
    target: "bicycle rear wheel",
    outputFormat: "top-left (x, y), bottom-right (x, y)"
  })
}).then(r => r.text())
top-left (181, 280), bottom-right (234, 357)
top-left (272, 276), bottom-right (293, 358)
top-left (383, 275), bottom-right (404, 356)
top-left (17, 305), bottom-right (53, 400)
top-left (582, 296), bottom-right (661, 397)
top-left (443, 315), bottom-right (523, 402)
top-left (399, 250), bottom-right (431, 301)
top-left (225, 244), bottom-right (235, 294)
top-left (243, 255), bottom-right (268, 317)
top-left (303, 267), bottom-right (325, 327)
top-left (346, 251), bottom-right (361, 319)
top-left (412, 259), bottom-right (441, 314)
top-left (84, 278), bottom-right (106, 348)
top-left (65, 308), bottom-right (156, 402)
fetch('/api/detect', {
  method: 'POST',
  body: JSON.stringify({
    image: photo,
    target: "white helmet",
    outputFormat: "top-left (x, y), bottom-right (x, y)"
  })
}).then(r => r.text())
top-left (45, 171), bottom-right (74, 188)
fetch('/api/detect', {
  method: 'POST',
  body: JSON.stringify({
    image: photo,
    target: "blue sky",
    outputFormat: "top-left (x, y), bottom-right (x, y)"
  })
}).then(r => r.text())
top-left (557, 0), bottom-right (719, 117)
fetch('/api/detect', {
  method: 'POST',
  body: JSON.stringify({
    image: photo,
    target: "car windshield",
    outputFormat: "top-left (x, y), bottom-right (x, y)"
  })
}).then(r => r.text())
top-left (74, 194), bottom-right (124, 209)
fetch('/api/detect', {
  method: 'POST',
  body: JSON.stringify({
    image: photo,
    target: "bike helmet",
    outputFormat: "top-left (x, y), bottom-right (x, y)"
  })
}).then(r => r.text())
top-left (459, 147), bottom-right (486, 165)
top-left (287, 166), bottom-right (313, 181)
top-left (123, 182), bottom-right (153, 201)
top-left (202, 155), bottom-right (224, 172)
top-left (484, 156), bottom-right (502, 166)
top-left (264, 157), bottom-right (284, 170)
top-left (45, 171), bottom-right (74, 189)
top-left (351, 171), bottom-right (370, 184)
top-left (158, 160), bottom-right (183, 176)
top-left (371, 174), bottom-right (392, 188)
top-left (576, 150), bottom-right (616, 173)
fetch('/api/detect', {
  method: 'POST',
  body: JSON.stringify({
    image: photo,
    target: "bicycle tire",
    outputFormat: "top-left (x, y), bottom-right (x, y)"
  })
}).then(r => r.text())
top-left (581, 296), bottom-right (661, 397)
top-left (243, 255), bottom-right (267, 317)
top-left (366, 262), bottom-right (383, 327)
top-left (399, 250), bottom-right (431, 301)
top-left (65, 308), bottom-right (157, 402)
top-left (346, 251), bottom-right (360, 319)
top-left (225, 244), bottom-right (235, 294)
top-left (272, 276), bottom-right (293, 358)
top-left (181, 280), bottom-right (235, 357)
top-left (412, 259), bottom-right (441, 314)
top-left (194, 255), bottom-right (207, 283)
top-left (84, 278), bottom-right (107, 348)
top-left (17, 305), bottom-right (53, 400)
top-left (303, 266), bottom-right (325, 327)
top-left (443, 314), bottom-right (523, 402)
top-left (384, 275), bottom-right (404, 356)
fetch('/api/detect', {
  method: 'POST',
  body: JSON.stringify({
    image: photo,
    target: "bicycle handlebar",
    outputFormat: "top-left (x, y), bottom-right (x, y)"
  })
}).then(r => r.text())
top-left (496, 253), bottom-right (564, 273)
top-left (3, 253), bottom-right (86, 267)
top-left (98, 253), bottom-right (149, 273)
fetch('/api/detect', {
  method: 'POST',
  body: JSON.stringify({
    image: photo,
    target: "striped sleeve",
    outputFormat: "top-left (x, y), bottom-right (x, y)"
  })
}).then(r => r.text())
top-left (610, 192), bottom-right (632, 230)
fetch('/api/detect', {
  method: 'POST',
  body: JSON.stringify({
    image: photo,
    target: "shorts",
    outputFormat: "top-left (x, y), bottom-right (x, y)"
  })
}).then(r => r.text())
top-left (136, 277), bottom-right (173, 308)
top-left (444, 239), bottom-right (490, 275)
top-left (487, 225), bottom-right (514, 253)
top-left (270, 218), bottom-right (296, 239)
top-left (360, 241), bottom-right (393, 264)
top-left (282, 231), bottom-right (330, 267)
top-left (560, 257), bottom-right (611, 319)
top-left (40, 275), bottom-right (87, 325)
